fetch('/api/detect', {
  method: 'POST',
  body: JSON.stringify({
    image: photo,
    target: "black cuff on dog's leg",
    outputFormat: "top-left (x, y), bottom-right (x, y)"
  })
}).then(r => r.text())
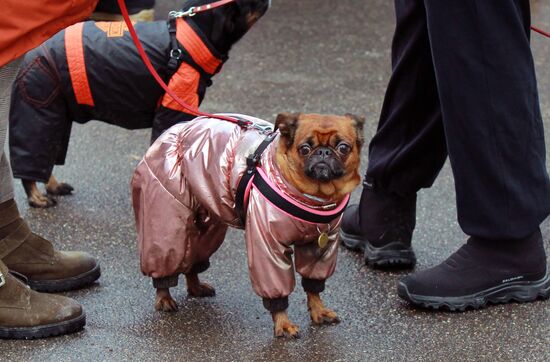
top-left (189, 260), bottom-right (210, 274)
top-left (152, 274), bottom-right (179, 289)
top-left (301, 278), bottom-right (326, 294)
top-left (262, 297), bottom-right (289, 313)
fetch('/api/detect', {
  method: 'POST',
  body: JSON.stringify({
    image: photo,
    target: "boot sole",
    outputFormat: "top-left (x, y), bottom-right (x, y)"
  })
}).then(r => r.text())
top-left (28, 264), bottom-right (101, 293)
top-left (340, 230), bottom-right (416, 268)
top-left (0, 312), bottom-right (85, 340)
top-left (397, 273), bottom-right (550, 312)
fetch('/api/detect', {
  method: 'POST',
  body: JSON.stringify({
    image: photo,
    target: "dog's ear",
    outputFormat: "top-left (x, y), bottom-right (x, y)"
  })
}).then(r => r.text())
top-left (345, 113), bottom-right (365, 148)
top-left (275, 113), bottom-right (300, 149)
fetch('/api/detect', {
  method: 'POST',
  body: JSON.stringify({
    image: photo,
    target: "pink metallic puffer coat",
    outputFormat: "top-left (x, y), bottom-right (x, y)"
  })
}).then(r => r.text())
top-left (131, 114), bottom-right (344, 304)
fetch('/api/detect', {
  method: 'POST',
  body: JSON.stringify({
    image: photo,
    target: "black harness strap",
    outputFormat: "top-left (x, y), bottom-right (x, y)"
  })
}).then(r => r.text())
top-left (235, 132), bottom-right (277, 225)
top-left (167, 18), bottom-right (182, 73)
top-left (252, 173), bottom-right (349, 224)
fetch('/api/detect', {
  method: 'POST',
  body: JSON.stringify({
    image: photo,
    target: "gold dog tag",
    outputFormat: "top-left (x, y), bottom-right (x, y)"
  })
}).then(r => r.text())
top-left (318, 233), bottom-right (329, 249)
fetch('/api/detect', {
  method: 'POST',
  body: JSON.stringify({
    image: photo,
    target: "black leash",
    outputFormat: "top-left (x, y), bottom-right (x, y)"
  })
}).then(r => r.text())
top-left (235, 132), bottom-right (278, 225)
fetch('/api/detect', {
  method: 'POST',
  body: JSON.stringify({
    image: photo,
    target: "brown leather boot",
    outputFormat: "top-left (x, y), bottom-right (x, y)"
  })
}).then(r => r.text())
top-left (0, 199), bottom-right (100, 292)
top-left (0, 260), bottom-right (85, 339)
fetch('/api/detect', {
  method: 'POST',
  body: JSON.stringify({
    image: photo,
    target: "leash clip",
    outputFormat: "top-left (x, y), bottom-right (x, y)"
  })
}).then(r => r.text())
top-left (0, 272), bottom-right (5, 288)
top-left (169, 7), bottom-right (196, 18)
top-left (248, 123), bottom-right (274, 135)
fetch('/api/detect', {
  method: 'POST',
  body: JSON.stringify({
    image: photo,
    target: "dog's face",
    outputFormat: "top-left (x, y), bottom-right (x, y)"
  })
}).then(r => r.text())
top-left (275, 113), bottom-right (364, 201)
top-left (184, 0), bottom-right (270, 54)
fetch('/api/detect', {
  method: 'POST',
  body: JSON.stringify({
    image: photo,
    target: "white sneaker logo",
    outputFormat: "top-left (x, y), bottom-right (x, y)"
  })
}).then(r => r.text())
top-left (502, 275), bottom-right (524, 283)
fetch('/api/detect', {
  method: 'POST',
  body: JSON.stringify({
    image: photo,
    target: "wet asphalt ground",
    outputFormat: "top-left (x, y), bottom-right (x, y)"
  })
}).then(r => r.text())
top-left (2, 0), bottom-right (550, 361)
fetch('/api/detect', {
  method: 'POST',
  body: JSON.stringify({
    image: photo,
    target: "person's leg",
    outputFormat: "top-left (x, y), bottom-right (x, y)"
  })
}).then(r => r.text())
top-left (0, 60), bottom-right (20, 202)
top-left (340, 0), bottom-right (447, 267)
top-left (425, 0), bottom-right (549, 239)
top-left (0, 59), bottom-right (86, 339)
top-left (0, 58), bottom-right (101, 293)
top-left (398, 0), bottom-right (550, 310)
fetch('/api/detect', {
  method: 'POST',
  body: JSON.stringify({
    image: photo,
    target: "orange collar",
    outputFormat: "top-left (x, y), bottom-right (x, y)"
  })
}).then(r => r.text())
top-left (175, 18), bottom-right (224, 75)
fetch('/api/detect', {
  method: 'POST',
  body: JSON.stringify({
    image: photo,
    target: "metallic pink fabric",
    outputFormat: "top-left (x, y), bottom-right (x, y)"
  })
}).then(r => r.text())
top-left (131, 114), bottom-right (342, 299)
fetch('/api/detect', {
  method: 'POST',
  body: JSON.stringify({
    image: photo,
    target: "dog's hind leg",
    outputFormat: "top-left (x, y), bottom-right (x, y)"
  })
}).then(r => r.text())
top-left (184, 213), bottom-right (228, 298)
top-left (185, 272), bottom-right (216, 297)
top-left (45, 175), bottom-right (74, 196)
top-left (10, 48), bottom-right (73, 206)
top-left (22, 179), bottom-right (57, 208)
top-left (306, 292), bottom-right (340, 325)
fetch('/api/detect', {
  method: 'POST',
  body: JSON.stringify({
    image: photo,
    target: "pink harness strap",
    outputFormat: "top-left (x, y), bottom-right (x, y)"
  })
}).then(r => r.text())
top-left (242, 167), bottom-right (350, 225)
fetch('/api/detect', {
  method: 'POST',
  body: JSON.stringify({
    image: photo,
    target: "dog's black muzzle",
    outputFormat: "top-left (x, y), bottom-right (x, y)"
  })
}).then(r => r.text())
top-left (306, 147), bottom-right (345, 182)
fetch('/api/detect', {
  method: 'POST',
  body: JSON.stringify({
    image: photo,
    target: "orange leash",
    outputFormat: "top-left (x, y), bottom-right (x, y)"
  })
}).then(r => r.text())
top-left (531, 26), bottom-right (550, 38)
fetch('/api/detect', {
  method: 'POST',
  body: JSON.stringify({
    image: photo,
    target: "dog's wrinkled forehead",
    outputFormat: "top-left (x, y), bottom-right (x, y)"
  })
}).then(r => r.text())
top-left (276, 113), bottom-right (365, 150)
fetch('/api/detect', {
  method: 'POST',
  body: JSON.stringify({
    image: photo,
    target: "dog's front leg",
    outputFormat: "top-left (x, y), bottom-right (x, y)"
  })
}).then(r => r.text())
top-left (306, 292), bottom-right (340, 325)
top-left (155, 288), bottom-right (178, 312)
top-left (272, 310), bottom-right (300, 338)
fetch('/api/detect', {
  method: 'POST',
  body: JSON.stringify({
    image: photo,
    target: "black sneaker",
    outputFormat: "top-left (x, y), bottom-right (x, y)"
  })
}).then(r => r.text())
top-left (397, 228), bottom-right (550, 311)
top-left (340, 185), bottom-right (416, 268)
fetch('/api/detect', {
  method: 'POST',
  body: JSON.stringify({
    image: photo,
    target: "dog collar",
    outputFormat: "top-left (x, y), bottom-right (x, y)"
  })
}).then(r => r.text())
top-left (235, 131), bottom-right (350, 226)
top-left (172, 18), bottom-right (225, 75)
top-left (161, 18), bottom-right (227, 113)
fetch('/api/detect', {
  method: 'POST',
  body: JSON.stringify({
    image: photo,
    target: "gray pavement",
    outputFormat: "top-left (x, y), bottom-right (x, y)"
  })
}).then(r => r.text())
top-left (2, 0), bottom-right (550, 361)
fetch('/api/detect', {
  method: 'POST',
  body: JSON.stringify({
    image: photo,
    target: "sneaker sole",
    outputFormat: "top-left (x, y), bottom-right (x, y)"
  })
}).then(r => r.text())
top-left (397, 273), bottom-right (550, 312)
top-left (0, 313), bottom-right (85, 340)
top-left (340, 230), bottom-right (416, 268)
top-left (28, 264), bottom-right (101, 293)
top-left (340, 230), bottom-right (366, 252)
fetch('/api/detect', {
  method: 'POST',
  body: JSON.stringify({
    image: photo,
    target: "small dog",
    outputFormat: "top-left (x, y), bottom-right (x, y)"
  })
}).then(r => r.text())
top-left (131, 112), bottom-right (364, 338)
top-left (8, 0), bottom-right (270, 208)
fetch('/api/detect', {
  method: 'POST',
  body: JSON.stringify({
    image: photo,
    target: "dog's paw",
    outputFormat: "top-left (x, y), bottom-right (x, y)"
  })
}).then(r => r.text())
top-left (155, 295), bottom-right (178, 312)
top-left (46, 182), bottom-right (74, 195)
top-left (272, 311), bottom-right (300, 339)
top-left (309, 307), bottom-right (340, 325)
top-left (187, 282), bottom-right (216, 298)
top-left (28, 194), bottom-right (57, 208)
top-left (274, 320), bottom-right (300, 339)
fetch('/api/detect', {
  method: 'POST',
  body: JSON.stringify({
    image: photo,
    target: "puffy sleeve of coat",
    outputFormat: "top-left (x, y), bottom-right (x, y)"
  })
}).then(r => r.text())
top-left (244, 186), bottom-right (341, 312)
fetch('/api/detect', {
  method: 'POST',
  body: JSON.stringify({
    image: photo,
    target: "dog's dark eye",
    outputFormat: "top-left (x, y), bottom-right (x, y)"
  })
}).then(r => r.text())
top-left (298, 144), bottom-right (312, 156)
top-left (337, 143), bottom-right (351, 155)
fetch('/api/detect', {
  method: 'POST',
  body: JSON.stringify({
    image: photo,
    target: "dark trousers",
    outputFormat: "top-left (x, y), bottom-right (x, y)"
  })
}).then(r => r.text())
top-left (366, 0), bottom-right (550, 239)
